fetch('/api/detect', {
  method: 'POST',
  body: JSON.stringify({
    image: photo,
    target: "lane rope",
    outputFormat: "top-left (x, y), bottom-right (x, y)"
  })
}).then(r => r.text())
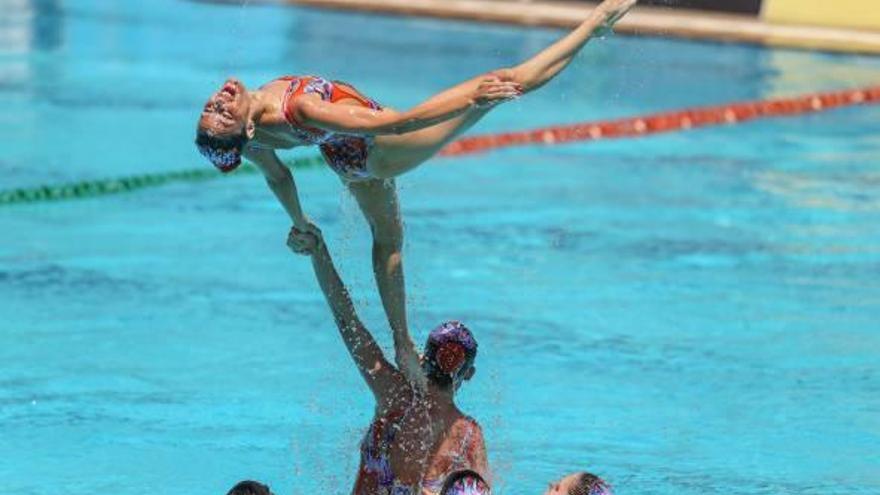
top-left (3, 84), bottom-right (879, 206)
top-left (0, 156), bottom-right (324, 206)
top-left (440, 84), bottom-right (880, 156)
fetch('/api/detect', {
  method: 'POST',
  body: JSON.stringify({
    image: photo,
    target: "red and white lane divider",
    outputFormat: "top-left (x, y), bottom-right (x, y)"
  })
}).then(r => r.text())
top-left (439, 85), bottom-right (880, 157)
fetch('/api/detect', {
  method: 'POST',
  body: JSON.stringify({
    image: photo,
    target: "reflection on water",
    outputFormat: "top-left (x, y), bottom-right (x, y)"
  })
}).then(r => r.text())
top-left (0, 0), bottom-right (61, 89)
top-left (755, 170), bottom-right (880, 212)
top-left (0, 0), bottom-right (60, 54)
top-left (762, 49), bottom-right (880, 96)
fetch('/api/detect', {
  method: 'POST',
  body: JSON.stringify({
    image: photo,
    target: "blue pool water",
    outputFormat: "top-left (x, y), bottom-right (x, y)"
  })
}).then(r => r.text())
top-left (2, 1), bottom-right (880, 494)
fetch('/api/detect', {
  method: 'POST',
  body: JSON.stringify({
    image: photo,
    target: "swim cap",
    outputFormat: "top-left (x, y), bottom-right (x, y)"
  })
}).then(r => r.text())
top-left (195, 127), bottom-right (246, 173)
top-left (575, 474), bottom-right (613, 495)
top-left (425, 321), bottom-right (477, 376)
top-left (226, 480), bottom-right (273, 495)
top-left (588, 481), bottom-right (612, 495)
top-left (197, 143), bottom-right (242, 173)
top-left (441, 471), bottom-right (490, 495)
top-left (436, 341), bottom-right (467, 374)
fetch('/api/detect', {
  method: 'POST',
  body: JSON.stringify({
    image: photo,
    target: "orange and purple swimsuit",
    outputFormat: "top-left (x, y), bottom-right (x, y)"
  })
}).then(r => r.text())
top-left (354, 409), bottom-right (414, 495)
top-left (280, 75), bottom-right (382, 182)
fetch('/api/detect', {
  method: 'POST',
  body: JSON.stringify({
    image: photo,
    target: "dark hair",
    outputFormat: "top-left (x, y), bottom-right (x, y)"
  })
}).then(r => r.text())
top-left (567, 473), bottom-right (611, 495)
top-left (226, 480), bottom-right (272, 495)
top-left (195, 127), bottom-right (248, 154)
top-left (422, 324), bottom-right (478, 389)
top-left (441, 470), bottom-right (489, 495)
top-left (423, 354), bottom-right (471, 388)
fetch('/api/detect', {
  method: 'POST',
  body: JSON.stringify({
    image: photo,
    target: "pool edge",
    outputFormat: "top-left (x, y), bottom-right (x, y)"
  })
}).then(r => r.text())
top-left (193, 0), bottom-right (880, 56)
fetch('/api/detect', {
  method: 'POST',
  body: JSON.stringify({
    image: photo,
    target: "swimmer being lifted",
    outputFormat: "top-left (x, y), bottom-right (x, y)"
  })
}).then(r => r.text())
top-left (195, 0), bottom-right (638, 390)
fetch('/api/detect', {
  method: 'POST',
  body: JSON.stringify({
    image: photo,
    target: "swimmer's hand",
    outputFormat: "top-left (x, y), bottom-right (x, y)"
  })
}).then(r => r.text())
top-left (473, 75), bottom-right (523, 109)
top-left (287, 223), bottom-right (323, 256)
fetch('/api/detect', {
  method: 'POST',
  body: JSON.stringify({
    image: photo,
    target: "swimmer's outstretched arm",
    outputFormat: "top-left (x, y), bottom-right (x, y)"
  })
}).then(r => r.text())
top-left (287, 226), bottom-right (404, 400)
top-left (290, 77), bottom-right (522, 136)
top-left (244, 147), bottom-right (310, 229)
top-left (508, 0), bottom-right (638, 93)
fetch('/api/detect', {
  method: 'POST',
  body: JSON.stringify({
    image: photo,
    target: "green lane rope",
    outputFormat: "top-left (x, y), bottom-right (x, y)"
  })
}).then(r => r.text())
top-left (0, 155), bottom-right (325, 207)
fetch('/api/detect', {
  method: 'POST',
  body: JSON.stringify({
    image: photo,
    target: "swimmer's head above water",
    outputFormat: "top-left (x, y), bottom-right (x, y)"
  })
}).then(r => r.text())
top-left (195, 78), bottom-right (256, 173)
top-left (226, 480), bottom-right (273, 495)
top-left (441, 470), bottom-right (491, 495)
top-left (422, 321), bottom-right (478, 390)
top-left (545, 472), bottom-right (612, 495)
top-left (286, 226), bottom-right (480, 391)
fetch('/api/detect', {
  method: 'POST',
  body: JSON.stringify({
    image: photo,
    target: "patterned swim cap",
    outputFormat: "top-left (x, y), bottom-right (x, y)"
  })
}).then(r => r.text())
top-left (588, 480), bottom-right (613, 495)
top-left (195, 126), bottom-right (246, 173)
top-left (425, 321), bottom-right (478, 376)
top-left (196, 143), bottom-right (242, 173)
top-left (441, 470), bottom-right (490, 495)
top-left (574, 474), bottom-right (613, 495)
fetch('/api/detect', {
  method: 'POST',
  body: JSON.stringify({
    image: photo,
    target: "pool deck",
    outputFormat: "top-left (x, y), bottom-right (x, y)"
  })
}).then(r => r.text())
top-left (204, 0), bottom-right (880, 55)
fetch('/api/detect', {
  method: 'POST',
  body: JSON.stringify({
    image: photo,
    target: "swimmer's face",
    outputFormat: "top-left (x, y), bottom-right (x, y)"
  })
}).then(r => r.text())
top-left (543, 473), bottom-right (581, 495)
top-left (198, 78), bottom-right (252, 139)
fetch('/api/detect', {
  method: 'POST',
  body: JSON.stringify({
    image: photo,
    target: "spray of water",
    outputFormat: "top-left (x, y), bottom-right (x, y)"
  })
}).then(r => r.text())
top-left (222, 0), bottom-right (252, 76)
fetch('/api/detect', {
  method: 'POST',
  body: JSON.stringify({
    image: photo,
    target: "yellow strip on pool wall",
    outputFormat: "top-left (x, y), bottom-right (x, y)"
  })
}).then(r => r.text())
top-left (763, 0), bottom-right (880, 31)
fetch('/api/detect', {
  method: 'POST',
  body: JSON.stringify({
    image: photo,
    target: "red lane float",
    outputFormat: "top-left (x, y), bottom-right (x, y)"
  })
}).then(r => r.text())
top-left (439, 85), bottom-right (880, 157)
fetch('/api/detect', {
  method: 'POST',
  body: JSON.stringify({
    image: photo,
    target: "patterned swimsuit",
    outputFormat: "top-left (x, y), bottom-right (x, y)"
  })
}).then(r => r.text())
top-left (421, 418), bottom-right (482, 495)
top-left (355, 409), bottom-right (414, 495)
top-left (354, 410), bottom-right (482, 495)
top-left (280, 75), bottom-right (382, 182)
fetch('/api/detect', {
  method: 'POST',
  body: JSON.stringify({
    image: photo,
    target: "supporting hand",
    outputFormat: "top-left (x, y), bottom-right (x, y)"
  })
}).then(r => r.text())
top-left (472, 75), bottom-right (523, 109)
top-left (287, 223), bottom-right (323, 256)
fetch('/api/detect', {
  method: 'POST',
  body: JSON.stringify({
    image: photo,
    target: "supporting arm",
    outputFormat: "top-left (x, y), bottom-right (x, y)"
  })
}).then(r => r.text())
top-left (245, 146), bottom-right (309, 228)
top-left (289, 227), bottom-right (402, 401)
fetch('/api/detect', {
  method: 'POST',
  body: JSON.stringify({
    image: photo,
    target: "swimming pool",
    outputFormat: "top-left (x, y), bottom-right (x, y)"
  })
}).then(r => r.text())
top-left (2, 1), bottom-right (880, 494)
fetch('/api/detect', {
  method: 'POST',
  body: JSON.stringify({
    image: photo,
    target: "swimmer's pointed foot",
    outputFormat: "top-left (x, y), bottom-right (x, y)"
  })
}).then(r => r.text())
top-left (594, 0), bottom-right (638, 37)
top-left (502, 0), bottom-right (635, 94)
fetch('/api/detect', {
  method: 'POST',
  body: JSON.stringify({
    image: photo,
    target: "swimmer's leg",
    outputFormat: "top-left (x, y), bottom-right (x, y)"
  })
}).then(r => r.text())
top-left (368, 0), bottom-right (637, 178)
top-left (506, 0), bottom-right (637, 94)
top-left (370, 105), bottom-right (492, 178)
top-left (347, 178), bottom-right (426, 389)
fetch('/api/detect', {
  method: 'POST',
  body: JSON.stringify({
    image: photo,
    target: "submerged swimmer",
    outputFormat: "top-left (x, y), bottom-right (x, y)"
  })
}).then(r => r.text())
top-left (225, 455), bottom-right (607, 495)
top-left (441, 470), bottom-right (491, 495)
top-left (223, 470), bottom-right (491, 495)
top-left (280, 225), bottom-right (489, 495)
top-left (226, 481), bottom-right (271, 495)
top-left (546, 472), bottom-right (613, 495)
top-left (434, 469), bottom-right (609, 495)
top-left (195, 0), bottom-right (638, 390)
top-left (437, 470), bottom-right (610, 495)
